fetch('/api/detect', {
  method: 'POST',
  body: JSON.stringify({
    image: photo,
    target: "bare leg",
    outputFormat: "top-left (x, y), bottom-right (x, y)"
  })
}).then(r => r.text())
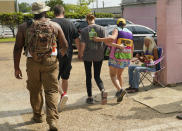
top-left (109, 66), bottom-right (122, 91)
top-left (117, 68), bottom-right (125, 89)
top-left (62, 79), bottom-right (68, 93)
top-left (58, 80), bottom-right (63, 95)
top-left (58, 79), bottom-right (68, 112)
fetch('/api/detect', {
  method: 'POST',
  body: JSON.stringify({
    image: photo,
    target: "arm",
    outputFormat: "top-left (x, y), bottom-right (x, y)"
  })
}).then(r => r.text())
top-left (74, 37), bottom-right (81, 59)
top-left (93, 28), bottom-right (118, 43)
top-left (57, 25), bottom-right (68, 56)
top-left (105, 42), bottom-right (125, 50)
top-left (79, 29), bottom-right (86, 60)
top-left (131, 41), bottom-right (134, 59)
top-left (93, 37), bottom-right (112, 43)
top-left (110, 28), bottom-right (119, 40)
top-left (13, 25), bottom-right (25, 79)
top-left (71, 22), bottom-right (80, 52)
top-left (153, 48), bottom-right (159, 60)
top-left (79, 42), bottom-right (85, 60)
top-left (74, 37), bottom-right (80, 51)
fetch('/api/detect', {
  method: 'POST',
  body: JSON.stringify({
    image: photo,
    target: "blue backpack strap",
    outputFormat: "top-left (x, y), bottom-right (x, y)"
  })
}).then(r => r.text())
top-left (156, 47), bottom-right (163, 70)
top-left (157, 47), bottom-right (163, 58)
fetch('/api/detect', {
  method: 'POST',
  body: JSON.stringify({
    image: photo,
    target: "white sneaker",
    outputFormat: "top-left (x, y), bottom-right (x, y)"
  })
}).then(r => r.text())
top-left (58, 94), bottom-right (68, 112)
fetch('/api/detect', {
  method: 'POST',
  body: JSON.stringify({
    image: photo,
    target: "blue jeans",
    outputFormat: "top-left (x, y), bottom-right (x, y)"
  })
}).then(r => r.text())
top-left (128, 65), bottom-right (156, 89)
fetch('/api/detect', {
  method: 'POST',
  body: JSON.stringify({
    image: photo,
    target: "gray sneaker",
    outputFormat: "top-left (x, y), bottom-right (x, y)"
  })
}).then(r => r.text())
top-left (176, 114), bottom-right (182, 120)
top-left (86, 97), bottom-right (94, 104)
top-left (117, 89), bottom-right (126, 103)
top-left (115, 91), bottom-right (120, 97)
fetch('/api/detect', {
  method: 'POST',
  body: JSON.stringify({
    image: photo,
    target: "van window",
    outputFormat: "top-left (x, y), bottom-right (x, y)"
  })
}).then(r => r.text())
top-left (133, 26), bottom-right (154, 34)
top-left (126, 26), bottom-right (134, 33)
top-left (79, 21), bottom-right (88, 29)
top-left (95, 19), bottom-right (116, 26)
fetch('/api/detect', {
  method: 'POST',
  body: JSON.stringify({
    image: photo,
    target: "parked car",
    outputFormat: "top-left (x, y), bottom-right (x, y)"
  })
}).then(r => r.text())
top-left (0, 25), bottom-right (16, 38)
top-left (108, 24), bottom-right (157, 56)
top-left (0, 30), bottom-right (13, 38)
top-left (72, 18), bottom-right (133, 49)
top-left (76, 18), bottom-right (133, 33)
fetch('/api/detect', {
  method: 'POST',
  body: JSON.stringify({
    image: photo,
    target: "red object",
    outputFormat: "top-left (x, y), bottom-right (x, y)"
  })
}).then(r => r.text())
top-left (52, 47), bottom-right (56, 52)
top-left (61, 92), bottom-right (67, 99)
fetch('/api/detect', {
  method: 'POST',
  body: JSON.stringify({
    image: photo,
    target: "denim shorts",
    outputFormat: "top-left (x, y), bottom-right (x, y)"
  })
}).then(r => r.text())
top-left (108, 58), bottom-right (130, 69)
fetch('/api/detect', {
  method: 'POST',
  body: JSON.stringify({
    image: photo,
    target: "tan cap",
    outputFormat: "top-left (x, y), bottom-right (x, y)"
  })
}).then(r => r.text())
top-left (32, 2), bottom-right (50, 14)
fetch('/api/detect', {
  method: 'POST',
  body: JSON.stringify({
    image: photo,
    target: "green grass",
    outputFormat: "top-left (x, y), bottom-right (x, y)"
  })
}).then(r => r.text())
top-left (0, 37), bottom-right (15, 43)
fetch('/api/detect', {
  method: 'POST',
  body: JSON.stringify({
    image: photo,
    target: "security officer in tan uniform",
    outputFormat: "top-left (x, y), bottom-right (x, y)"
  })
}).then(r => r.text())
top-left (13, 2), bottom-right (68, 131)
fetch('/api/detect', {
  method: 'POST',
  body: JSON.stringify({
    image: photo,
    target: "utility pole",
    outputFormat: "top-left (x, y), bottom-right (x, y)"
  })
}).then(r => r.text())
top-left (79, 0), bottom-right (81, 5)
top-left (96, 0), bottom-right (98, 8)
top-left (15, 0), bottom-right (19, 12)
top-left (102, 1), bottom-right (104, 8)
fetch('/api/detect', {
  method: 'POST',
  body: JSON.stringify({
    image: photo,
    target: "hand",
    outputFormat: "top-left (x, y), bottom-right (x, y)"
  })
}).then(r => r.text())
top-left (106, 36), bottom-right (115, 43)
top-left (118, 44), bottom-right (125, 50)
top-left (59, 48), bottom-right (66, 57)
top-left (135, 53), bottom-right (140, 58)
top-left (15, 68), bottom-right (23, 79)
top-left (93, 37), bottom-right (100, 42)
top-left (78, 53), bottom-right (83, 60)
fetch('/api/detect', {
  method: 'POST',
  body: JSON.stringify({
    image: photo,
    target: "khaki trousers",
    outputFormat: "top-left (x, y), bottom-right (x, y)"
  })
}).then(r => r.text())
top-left (26, 56), bottom-right (59, 124)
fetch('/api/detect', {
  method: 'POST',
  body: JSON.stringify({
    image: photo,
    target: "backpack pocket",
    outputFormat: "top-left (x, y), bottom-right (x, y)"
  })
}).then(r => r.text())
top-left (114, 48), bottom-right (132, 59)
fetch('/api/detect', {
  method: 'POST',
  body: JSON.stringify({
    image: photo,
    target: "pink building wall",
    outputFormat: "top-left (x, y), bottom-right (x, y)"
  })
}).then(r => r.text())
top-left (123, 4), bottom-right (156, 30)
top-left (157, 0), bottom-right (182, 85)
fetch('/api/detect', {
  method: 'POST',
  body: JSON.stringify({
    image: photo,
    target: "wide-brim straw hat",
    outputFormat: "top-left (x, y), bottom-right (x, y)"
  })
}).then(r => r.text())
top-left (32, 2), bottom-right (50, 14)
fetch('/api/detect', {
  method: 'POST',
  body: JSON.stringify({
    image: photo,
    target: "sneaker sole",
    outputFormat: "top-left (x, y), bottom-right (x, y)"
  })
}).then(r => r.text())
top-left (117, 90), bottom-right (126, 103)
top-left (176, 115), bottom-right (182, 120)
top-left (101, 92), bottom-right (107, 105)
top-left (58, 95), bottom-right (68, 112)
top-left (127, 89), bottom-right (138, 93)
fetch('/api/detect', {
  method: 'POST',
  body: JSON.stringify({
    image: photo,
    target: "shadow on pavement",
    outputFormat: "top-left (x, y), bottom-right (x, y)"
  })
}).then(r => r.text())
top-left (0, 121), bottom-right (35, 131)
top-left (62, 91), bottom-right (120, 113)
top-left (0, 109), bottom-right (47, 131)
top-left (0, 109), bottom-right (32, 118)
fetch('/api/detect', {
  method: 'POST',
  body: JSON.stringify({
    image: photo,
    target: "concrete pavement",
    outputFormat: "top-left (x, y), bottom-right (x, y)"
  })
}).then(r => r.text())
top-left (1, 43), bottom-right (182, 131)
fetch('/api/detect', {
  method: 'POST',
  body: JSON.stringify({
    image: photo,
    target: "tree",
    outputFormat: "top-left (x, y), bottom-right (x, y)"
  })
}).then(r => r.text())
top-left (19, 2), bottom-right (31, 13)
top-left (65, 4), bottom-right (91, 17)
top-left (78, 0), bottom-right (95, 6)
top-left (45, 0), bottom-right (64, 11)
top-left (65, 0), bottom-right (93, 18)
top-left (0, 13), bottom-right (23, 37)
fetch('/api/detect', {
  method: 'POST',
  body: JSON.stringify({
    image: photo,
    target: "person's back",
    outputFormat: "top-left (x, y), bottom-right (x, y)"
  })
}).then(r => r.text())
top-left (81, 24), bottom-right (106, 61)
top-left (18, 19), bottom-right (67, 58)
top-left (109, 27), bottom-right (133, 62)
top-left (52, 18), bottom-right (79, 56)
top-left (25, 19), bottom-right (59, 61)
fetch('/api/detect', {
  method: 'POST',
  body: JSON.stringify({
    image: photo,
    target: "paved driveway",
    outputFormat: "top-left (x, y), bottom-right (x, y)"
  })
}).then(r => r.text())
top-left (0, 43), bottom-right (181, 131)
